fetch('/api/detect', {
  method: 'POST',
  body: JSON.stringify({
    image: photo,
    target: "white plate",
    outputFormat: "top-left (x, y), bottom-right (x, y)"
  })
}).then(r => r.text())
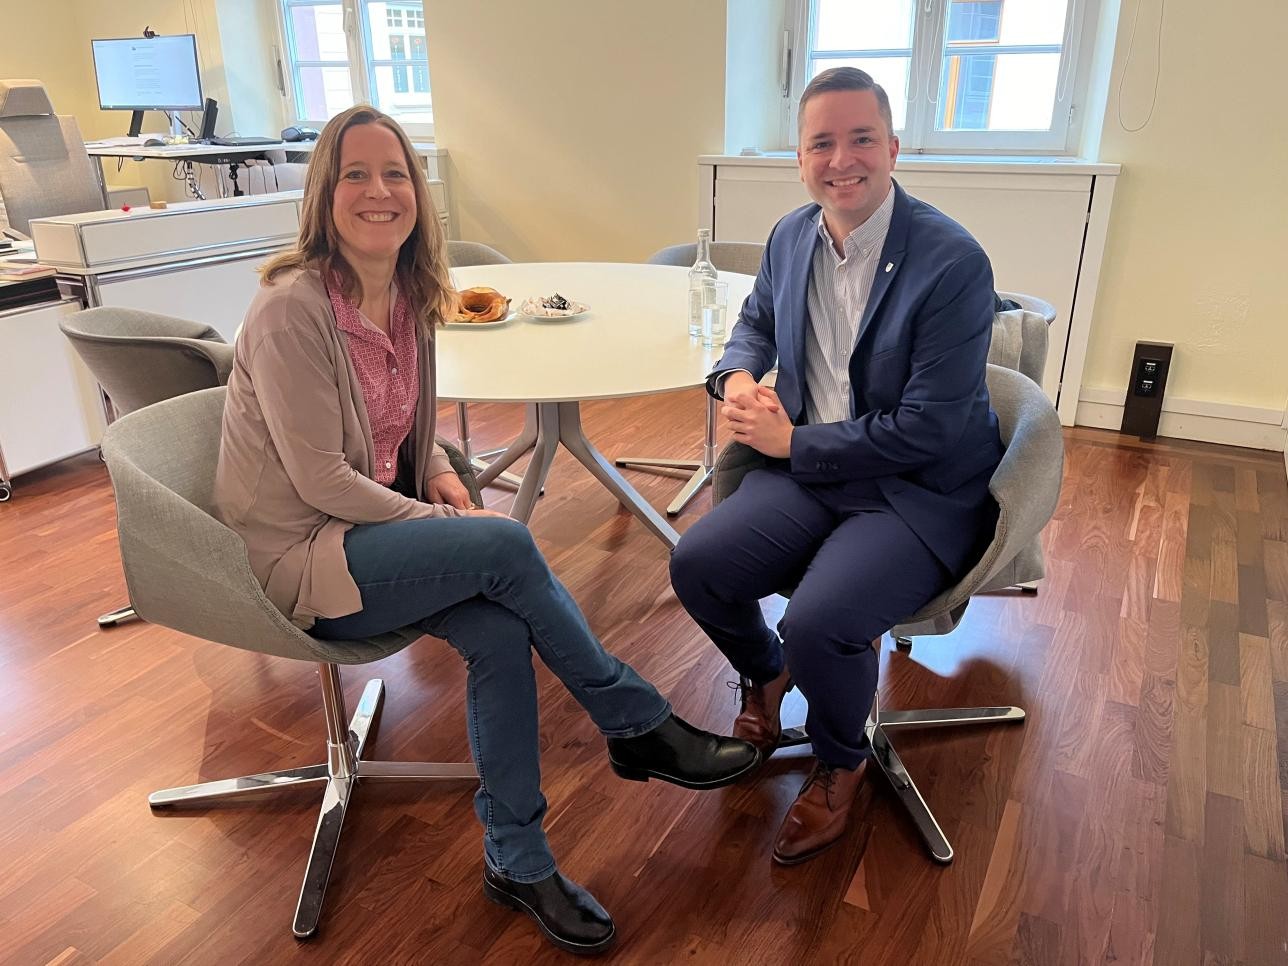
top-left (519, 297), bottom-right (590, 321)
top-left (444, 310), bottom-right (516, 328)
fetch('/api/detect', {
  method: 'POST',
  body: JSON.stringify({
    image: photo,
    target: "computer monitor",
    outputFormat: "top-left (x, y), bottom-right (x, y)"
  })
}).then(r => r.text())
top-left (91, 35), bottom-right (203, 135)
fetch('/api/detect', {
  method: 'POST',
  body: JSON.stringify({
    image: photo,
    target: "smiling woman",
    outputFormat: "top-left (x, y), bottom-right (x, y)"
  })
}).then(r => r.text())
top-left (213, 106), bottom-right (760, 955)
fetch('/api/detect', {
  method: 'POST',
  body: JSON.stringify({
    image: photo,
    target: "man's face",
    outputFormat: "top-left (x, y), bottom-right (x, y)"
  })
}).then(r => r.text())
top-left (796, 89), bottom-right (899, 233)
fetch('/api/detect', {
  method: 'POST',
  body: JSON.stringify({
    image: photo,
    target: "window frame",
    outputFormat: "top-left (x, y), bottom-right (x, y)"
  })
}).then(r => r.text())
top-left (276, 0), bottom-right (434, 139)
top-left (786, 0), bottom-right (1099, 155)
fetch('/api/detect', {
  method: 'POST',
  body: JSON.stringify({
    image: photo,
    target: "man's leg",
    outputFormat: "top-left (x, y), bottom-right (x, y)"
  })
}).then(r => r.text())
top-left (770, 502), bottom-right (951, 864)
top-left (670, 467), bottom-right (835, 684)
top-left (781, 504), bottom-right (950, 769)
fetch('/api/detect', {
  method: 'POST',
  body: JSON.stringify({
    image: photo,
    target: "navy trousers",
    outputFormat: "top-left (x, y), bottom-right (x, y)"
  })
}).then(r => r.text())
top-left (670, 465), bottom-right (951, 769)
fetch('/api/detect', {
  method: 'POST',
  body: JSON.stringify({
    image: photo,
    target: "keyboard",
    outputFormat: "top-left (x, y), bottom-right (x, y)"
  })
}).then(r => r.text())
top-left (207, 136), bottom-right (280, 147)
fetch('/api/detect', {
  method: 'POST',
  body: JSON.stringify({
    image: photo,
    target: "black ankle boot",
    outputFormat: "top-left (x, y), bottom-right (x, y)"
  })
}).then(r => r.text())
top-left (605, 712), bottom-right (760, 789)
top-left (483, 865), bottom-right (615, 956)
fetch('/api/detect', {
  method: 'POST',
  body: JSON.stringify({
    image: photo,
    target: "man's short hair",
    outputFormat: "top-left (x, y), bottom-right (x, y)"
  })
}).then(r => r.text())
top-left (798, 67), bottom-right (895, 138)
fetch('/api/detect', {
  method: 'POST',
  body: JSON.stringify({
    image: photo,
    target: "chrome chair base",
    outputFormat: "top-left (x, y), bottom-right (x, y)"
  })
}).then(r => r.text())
top-left (776, 694), bottom-right (1024, 864)
top-left (97, 604), bottom-right (138, 627)
top-left (149, 666), bottom-right (477, 939)
top-left (615, 395), bottom-right (718, 516)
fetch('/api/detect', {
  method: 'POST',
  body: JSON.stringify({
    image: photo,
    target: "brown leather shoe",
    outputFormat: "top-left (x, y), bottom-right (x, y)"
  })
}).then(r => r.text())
top-left (731, 668), bottom-right (794, 759)
top-left (772, 758), bottom-right (867, 865)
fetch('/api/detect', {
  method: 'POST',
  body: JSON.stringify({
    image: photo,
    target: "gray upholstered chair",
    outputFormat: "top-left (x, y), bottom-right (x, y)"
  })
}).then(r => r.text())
top-left (710, 364), bottom-right (1064, 863)
top-left (445, 240), bottom-right (526, 491)
top-left (992, 290), bottom-right (1056, 386)
top-left (100, 386), bottom-right (478, 939)
top-left (0, 80), bottom-right (106, 236)
top-left (614, 241), bottom-right (766, 515)
top-left (60, 307), bottom-right (236, 628)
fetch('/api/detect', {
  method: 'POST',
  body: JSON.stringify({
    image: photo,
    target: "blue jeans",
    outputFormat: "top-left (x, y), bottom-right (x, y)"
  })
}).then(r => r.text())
top-left (311, 515), bottom-right (671, 882)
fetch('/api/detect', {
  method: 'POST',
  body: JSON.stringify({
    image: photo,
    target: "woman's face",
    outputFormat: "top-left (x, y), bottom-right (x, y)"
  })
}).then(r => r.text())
top-left (331, 122), bottom-right (417, 265)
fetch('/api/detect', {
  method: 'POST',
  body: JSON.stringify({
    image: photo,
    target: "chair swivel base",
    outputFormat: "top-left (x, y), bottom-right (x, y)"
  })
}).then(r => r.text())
top-left (98, 604), bottom-right (139, 628)
top-left (613, 456), bottom-right (711, 516)
top-left (149, 673), bottom-right (477, 939)
top-left (776, 702), bottom-right (1024, 864)
top-left (614, 394), bottom-right (717, 517)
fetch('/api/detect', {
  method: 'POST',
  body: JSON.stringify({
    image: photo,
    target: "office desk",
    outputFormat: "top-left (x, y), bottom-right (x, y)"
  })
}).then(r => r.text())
top-left (84, 139), bottom-right (444, 199)
top-left (85, 140), bottom-right (313, 197)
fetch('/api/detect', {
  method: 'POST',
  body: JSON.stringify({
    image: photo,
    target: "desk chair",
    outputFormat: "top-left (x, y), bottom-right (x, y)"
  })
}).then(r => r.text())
top-left (60, 306), bottom-right (235, 628)
top-left (710, 364), bottom-right (1064, 862)
top-left (445, 240), bottom-right (526, 491)
top-left (0, 80), bottom-right (106, 235)
top-left (615, 241), bottom-right (766, 515)
top-left (101, 386), bottom-right (478, 939)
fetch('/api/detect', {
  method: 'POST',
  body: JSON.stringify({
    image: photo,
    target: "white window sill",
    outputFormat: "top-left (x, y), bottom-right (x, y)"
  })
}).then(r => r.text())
top-left (699, 153), bottom-right (1120, 175)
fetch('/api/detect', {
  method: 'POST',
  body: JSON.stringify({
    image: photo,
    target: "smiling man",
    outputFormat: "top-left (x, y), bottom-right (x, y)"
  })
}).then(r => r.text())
top-left (670, 67), bottom-right (1004, 865)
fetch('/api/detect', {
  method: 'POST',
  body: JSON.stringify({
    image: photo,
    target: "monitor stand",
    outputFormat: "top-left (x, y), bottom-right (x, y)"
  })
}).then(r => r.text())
top-left (127, 110), bottom-right (145, 139)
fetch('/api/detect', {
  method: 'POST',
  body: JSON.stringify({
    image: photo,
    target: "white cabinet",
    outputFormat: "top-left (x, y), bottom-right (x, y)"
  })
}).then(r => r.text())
top-left (0, 298), bottom-right (105, 496)
top-left (698, 155), bottom-right (1120, 424)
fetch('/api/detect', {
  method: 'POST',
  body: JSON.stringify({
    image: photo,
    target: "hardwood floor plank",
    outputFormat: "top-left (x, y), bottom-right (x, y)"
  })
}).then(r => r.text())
top-left (1200, 792), bottom-right (1246, 961)
top-left (1152, 835), bottom-right (1203, 966)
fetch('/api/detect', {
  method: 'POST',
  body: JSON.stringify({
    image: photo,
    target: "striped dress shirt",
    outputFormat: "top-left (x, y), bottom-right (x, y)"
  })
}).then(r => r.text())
top-left (802, 185), bottom-right (895, 425)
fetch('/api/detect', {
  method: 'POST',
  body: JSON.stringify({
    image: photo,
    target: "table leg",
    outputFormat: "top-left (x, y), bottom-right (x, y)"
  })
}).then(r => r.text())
top-left (556, 402), bottom-right (680, 549)
top-left (508, 404), bottom-right (560, 524)
top-left (90, 157), bottom-right (109, 209)
top-left (456, 402), bottom-right (525, 490)
top-left (475, 404), bottom-right (540, 488)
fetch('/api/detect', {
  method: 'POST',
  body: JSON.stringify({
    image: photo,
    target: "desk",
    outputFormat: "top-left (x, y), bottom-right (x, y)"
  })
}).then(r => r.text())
top-left (438, 262), bottom-right (755, 547)
top-left (85, 140), bottom-right (311, 197)
top-left (84, 139), bottom-right (446, 199)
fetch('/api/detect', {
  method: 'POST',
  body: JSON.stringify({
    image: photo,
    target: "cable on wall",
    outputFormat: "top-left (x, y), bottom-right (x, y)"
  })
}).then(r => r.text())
top-left (1115, 0), bottom-right (1166, 133)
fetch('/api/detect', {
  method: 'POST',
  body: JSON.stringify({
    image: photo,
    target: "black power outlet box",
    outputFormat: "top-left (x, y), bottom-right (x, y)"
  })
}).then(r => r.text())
top-left (1120, 341), bottom-right (1173, 439)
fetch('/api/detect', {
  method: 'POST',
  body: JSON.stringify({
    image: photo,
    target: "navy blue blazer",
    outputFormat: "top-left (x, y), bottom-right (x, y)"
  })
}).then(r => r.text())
top-left (711, 181), bottom-right (1003, 575)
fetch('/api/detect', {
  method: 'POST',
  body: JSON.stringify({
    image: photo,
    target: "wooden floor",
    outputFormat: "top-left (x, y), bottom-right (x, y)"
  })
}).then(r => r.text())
top-left (2, 389), bottom-right (1288, 965)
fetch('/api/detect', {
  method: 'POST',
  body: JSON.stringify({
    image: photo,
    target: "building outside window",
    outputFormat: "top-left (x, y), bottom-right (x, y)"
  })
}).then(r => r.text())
top-left (279, 0), bottom-right (432, 134)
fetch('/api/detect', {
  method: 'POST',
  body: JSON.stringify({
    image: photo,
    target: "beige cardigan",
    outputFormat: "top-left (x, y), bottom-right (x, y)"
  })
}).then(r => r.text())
top-left (214, 268), bottom-right (460, 628)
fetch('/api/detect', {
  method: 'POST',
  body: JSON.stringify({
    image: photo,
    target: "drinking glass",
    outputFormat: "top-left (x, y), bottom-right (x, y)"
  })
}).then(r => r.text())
top-left (700, 281), bottom-right (728, 349)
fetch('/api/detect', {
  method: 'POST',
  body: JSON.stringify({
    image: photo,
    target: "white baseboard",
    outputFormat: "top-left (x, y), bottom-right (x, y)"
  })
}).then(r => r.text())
top-left (1075, 387), bottom-right (1287, 452)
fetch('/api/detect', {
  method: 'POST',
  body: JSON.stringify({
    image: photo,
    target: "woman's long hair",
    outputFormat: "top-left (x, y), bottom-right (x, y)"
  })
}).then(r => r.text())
top-left (260, 105), bottom-right (456, 334)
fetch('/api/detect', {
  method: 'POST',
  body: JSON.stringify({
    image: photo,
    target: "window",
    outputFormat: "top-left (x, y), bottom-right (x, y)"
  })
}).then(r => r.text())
top-left (788, 0), bottom-right (1096, 154)
top-left (279, 0), bottom-right (432, 135)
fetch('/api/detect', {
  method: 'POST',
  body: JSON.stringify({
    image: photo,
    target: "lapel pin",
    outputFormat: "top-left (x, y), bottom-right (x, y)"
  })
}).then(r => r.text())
top-left (884, 262), bottom-right (894, 273)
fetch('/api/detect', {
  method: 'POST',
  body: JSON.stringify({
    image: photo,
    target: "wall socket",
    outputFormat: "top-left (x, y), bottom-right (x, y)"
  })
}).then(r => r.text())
top-left (1120, 341), bottom-right (1173, 439)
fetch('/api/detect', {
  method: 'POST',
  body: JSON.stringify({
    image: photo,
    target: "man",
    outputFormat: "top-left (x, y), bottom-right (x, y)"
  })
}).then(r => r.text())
top-left (670, 67), bottom-right (1003, 865)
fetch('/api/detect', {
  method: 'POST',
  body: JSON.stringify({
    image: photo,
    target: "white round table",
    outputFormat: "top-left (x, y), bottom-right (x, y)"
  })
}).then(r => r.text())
top-left (438, 262), bottom-right (755, 547)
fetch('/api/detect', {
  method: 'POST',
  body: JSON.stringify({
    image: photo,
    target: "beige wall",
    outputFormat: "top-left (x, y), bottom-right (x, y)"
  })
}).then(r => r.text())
top-left (0, 10), bottom-right (95, 122)
top-left (1084, 1), bottom-right (1288, 411)
top-left (424, 0), bottom-right (726, 262)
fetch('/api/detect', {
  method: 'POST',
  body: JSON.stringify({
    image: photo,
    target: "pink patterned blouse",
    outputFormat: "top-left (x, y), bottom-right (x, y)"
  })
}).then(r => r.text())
top-left (327, 282), bottom-right (419, 486)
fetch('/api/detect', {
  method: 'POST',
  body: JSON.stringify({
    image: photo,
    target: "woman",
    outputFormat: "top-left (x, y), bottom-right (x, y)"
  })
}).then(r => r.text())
top-left (213, 106), bottom-right (757, 955)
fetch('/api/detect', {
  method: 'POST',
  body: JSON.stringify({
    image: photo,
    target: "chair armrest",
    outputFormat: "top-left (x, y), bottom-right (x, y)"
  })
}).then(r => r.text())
top-left (186, 339), bottom-right (235, 386)
top-left (438, 439), bottom-right (484, 508)
top-left (712, 441), bottom-right (770, 505)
